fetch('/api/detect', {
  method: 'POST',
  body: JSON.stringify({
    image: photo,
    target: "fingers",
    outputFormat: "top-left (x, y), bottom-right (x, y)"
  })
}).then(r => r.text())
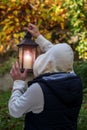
top-left (10, 62), bottom-right (28, 81)
top-left (24, 27), bottom-right (33, 35)
top-left (24, 23), bottom-right (40, 38)
top-left (24, 23), bottom-right (36, 32)
top-left (10, 62), bottom-right (20, 73)
top-left (22, 69), bottom-right (28, 79)
top-left (15, 62), bottom-right (21, 74)
top-left (10, 63), bottom-right (16, 76)
top-left (10, 62), bottom-right (20, 80)
top-left (28, 23), bottom-right (36, 29)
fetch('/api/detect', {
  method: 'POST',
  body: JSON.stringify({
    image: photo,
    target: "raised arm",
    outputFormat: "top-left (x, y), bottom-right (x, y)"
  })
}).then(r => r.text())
top-left (25, 23), bottom-right (53, 52)
top-left (9, 62), bottom-right (44, 118)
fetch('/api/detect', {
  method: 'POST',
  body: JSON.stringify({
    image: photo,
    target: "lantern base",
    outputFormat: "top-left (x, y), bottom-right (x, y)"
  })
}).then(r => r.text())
top-left (20, 68), bottom-right (33, 73)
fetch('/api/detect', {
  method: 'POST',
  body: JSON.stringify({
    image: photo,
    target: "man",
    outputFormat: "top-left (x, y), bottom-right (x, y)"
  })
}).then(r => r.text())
top-left (8, 23), bottom-right (82, 130)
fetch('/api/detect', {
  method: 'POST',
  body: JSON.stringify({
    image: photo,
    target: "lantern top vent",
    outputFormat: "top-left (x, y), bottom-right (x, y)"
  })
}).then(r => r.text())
top-left (17, 32), bottom-right (38, 47)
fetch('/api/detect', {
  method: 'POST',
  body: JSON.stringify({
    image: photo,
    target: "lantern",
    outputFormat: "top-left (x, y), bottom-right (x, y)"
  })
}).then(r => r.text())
top-left (17, 32), bottom-right (38, 73)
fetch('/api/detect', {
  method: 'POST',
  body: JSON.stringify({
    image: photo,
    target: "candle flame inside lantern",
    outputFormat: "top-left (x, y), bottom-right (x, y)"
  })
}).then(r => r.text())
top-left (24, 51), bottom-right (32, 69)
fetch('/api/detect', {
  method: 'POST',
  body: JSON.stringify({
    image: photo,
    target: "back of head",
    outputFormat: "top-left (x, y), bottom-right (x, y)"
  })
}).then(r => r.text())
top-left (33, 43), bottom-right (74, 77)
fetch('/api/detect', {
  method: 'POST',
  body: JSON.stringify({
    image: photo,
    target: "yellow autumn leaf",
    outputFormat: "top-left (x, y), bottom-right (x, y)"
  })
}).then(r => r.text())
top-left (6, 35), bottom-right (11, 41)
top-left (60, 22), bottom-right (65, 30)
top-left (13, 10), bottom-right (18, 15)
top-left (19, 33), bottom-right (25, 38)
top-left (14, 18), bottom-right (19, 22)
top-left (3, 25), bottom-right (9, 31)
top-left (55, 7), bottom-right (61, 15)
top-left (16, 22), bottom-right (20, 26)
top-left (11, 0), bottom-right (16, 2)
top-left (13, 33), bottom-right (19, 38)
top-left (15, 39), bottom-right (19, 44)
top-left (6, 26), bottom-right (14, 34)
top-left (0, 5), bottom-right (7, 9)
top-left (8, 15), bottom-right (14, 19)
top-left (0, 45), bottom-right (4, 53)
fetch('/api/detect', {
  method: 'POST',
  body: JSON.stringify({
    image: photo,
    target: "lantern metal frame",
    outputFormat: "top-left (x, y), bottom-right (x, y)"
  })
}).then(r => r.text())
top-left (17, 32), bottom-right (38, 73)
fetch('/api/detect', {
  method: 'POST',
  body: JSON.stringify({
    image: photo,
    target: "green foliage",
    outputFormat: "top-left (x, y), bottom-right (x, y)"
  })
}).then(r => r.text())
top-left (76, 41), bottom-right (87, 60)
top-left (63, 0), bottom-right (87, 60)
top-left (0, 0), bottom-right (87, 60)
top-left (78, 103), bottom-right (87, 130)
top-left (0, 91), bottom-right (24, 130)
top-left (0, 57), bottom-right (16, 75)
top-left (63, 0), bottom-right (85, 33)
top-left (74, 60), bottom-right (87, 93)
top-left (77, 93), bottom-right (87, 130)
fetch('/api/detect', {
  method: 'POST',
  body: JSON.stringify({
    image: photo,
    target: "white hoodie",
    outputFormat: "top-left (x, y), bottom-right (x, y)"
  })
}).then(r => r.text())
top-left (8, 35), bottom-right (74, 118)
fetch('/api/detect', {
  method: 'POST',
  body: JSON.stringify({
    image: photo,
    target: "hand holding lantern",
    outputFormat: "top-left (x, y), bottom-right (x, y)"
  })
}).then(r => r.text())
top-left (24, 23), bottom-right (40, 38)
top-left (10, 62), bottom-right (28, 81)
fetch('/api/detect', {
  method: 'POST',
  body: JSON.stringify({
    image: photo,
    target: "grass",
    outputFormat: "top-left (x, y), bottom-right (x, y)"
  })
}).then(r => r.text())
top-left (0, 91), bottom-right (24, 130)
top-left (78, 107), bottom-right (87, 130)
top-left (77, 94), bottom-right (87, 130)
top-left (0, 90), bottom-right (87, 130)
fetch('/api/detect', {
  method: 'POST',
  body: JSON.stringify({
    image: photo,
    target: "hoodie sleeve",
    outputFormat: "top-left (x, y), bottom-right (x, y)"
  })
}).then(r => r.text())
top-left (35, 35), bottom-right (54, 52)
top-left (8, 80), bottom-right (44, 118)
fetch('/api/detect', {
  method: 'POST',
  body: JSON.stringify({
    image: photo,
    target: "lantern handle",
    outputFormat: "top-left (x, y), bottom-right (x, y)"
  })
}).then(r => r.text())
top-left (25, 32), bottom-right (32, 39)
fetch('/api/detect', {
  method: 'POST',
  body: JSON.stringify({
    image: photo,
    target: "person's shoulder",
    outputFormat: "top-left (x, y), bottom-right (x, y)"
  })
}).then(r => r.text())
top-left (28, 82), bottom-right (42, 93)
top-left (57, 43), bottom-right (70, 46)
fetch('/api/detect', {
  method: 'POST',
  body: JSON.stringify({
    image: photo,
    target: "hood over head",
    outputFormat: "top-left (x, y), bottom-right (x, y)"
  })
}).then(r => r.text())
top-left (33, 43), bottom-right (74, 77)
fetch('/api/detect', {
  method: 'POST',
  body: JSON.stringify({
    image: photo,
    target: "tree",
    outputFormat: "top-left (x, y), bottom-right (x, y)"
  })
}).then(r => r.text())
top-left (0, 0), bottom-right (87, 60)
top-left (0, 0), bottom-right (66, 53)
top-left (63, 0), bottom-right (87, 60)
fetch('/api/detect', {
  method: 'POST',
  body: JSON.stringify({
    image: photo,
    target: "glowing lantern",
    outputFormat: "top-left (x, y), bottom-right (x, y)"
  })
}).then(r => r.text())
top-left (17, 32), bottom-right (38, 72)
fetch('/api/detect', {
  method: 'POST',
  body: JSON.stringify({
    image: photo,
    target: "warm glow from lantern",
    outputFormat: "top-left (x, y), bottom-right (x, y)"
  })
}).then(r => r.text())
top-left (17, 32), bottom-right (38, 72)
top-left (23, 51), bottom-right (32, 69)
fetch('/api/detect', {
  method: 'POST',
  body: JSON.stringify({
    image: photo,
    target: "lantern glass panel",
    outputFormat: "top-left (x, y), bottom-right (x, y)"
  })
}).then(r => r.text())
top-left (19, 46), bottom-right (37, 70)
top-left (18, 47), bottom-right (23, 69)
top-left (23, 47), bottom-right (33, 69)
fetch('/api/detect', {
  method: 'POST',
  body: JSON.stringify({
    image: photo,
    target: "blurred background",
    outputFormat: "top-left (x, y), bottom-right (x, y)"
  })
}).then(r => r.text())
top-left (0, 0), bottom-right (87, 129)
